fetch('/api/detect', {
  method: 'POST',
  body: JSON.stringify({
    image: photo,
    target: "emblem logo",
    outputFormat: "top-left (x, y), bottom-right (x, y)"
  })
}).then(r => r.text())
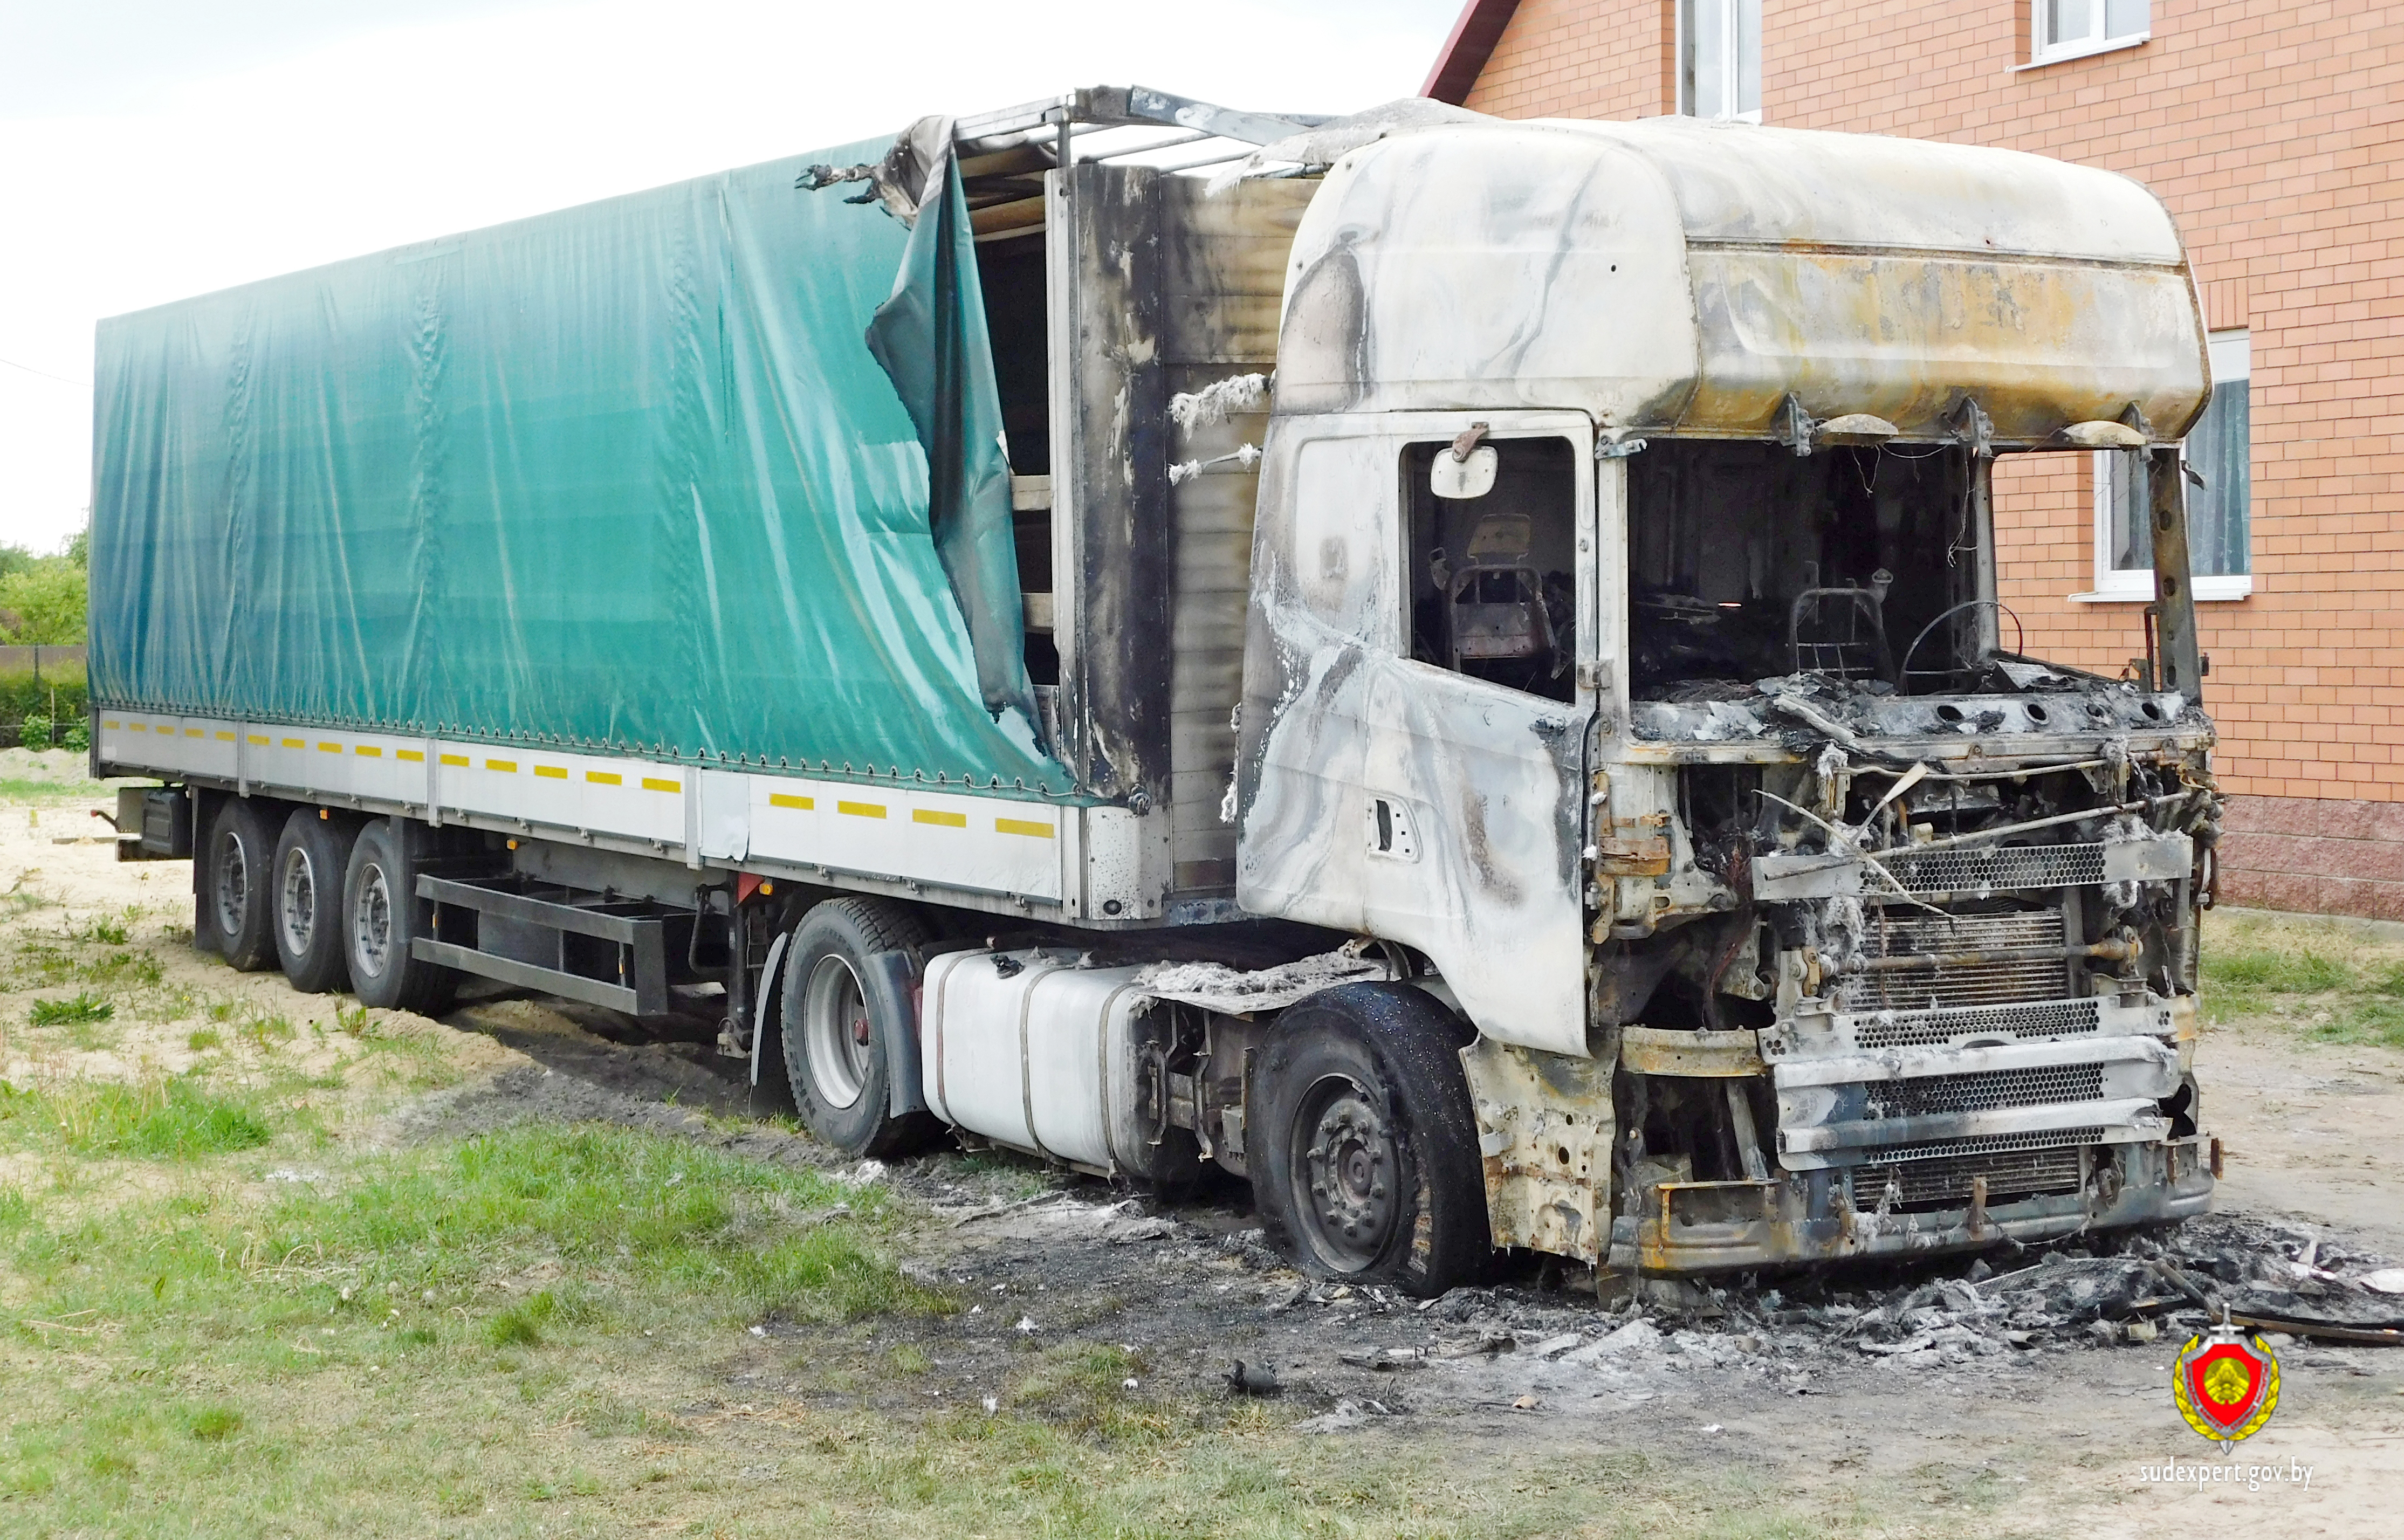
top-left (2172, 1321), bottom-right (2281, 1451)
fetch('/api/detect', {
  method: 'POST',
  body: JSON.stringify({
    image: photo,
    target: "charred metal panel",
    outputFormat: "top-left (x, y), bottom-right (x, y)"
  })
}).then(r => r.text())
top-left (1158, 176), bottom-right (1316, 898)
top-left (1461, 1035), bottom-right (1616, 1265)
top-left (1681, 248), bottom-right (2209, 446)
top-left (2146, 446), bottom-right (2207, 700)
top-left (1049, 162), bottom-right (1172, 814)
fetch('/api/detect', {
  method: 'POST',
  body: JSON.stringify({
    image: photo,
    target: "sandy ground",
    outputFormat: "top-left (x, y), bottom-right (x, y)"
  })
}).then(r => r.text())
top-left (3, 760), bottom-right (2400, 1534)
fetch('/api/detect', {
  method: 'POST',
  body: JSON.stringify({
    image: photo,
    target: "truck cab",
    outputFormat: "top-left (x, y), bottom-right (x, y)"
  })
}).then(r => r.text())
top-left (1233, 117), bottom-right (2217, 1274)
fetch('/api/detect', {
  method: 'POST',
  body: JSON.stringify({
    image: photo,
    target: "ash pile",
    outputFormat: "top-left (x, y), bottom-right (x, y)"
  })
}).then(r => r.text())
top-left (1398, 1215), bottom-right (2404, 1376)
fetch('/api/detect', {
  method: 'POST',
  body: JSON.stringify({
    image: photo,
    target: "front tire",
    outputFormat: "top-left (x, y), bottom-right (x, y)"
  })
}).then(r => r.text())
top-left (272, 810), bottom-right (358, 993)
top-left (1251, 984), bottom-right (1491, 1297)
top-left (203, 798), bottom-right (279, 972)
top-left (779, 897), bottom-right (939, 1157)
top-left (344, 818), bottom-right (459, 1015)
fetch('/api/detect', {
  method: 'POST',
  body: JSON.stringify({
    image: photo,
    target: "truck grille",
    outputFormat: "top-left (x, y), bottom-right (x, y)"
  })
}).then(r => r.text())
top-left (1879, 842), bottom-right (2106, 896)
top-left (1860, 1062), bottom-right (2106, 1120)
top-left (1838, 906), bottom-right (2069, 1012)
top-left (1851, 1145), bottom-right (2086, 1209)
top-left (1849, 995), bottom-right (2101, 1051)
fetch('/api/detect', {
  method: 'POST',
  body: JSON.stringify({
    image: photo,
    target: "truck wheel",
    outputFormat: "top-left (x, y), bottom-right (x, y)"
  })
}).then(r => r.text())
top-left (273, 810), bottom-right (358, 993)
top-left (345, 819), bottom-right (459, 1016)
top-left (1251, 984), bottom-right (1490, 1297)
top-left (779, 897), bottom-right (940, 1157)
top-left (204, 798), bottom-right (278, 972)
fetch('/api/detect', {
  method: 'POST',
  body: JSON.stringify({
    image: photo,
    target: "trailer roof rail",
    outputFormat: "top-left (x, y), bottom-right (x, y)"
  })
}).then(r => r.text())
top-left (953, 85), bottom-right (1326, 175)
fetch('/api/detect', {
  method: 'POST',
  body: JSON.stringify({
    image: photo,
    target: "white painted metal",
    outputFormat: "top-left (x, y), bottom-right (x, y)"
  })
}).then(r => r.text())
top-left (921, 947), bottom-right (1160, 1173)
top-left (93, 711), bottom-right (1083, 909)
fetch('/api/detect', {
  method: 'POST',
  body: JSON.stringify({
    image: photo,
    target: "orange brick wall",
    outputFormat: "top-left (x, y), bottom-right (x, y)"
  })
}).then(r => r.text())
top-left (1455, 2), bottom-right (2404, 913)
top-left (1465, 0), bottom-right (1677, 119)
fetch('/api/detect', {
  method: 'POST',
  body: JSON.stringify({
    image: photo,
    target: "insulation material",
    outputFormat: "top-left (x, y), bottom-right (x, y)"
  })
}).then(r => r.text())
top-left (90, 134), bottom-right (1063, 793)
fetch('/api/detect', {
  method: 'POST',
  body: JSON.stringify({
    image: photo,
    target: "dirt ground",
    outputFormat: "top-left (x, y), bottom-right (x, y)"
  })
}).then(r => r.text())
top-left (4, 753), bottom-right (2401, 1535)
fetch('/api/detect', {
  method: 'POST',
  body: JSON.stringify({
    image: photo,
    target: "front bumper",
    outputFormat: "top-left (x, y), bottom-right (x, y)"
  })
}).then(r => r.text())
top-left (1607, 1134), bottom-right (2214, 1274)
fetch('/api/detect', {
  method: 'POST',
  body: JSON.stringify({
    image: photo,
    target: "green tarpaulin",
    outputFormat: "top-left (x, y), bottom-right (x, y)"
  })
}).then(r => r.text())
top-left (89, 134), bottom-right (1071, 796)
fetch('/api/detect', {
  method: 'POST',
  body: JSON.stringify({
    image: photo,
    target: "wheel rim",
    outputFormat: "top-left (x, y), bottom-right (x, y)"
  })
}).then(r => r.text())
top-left (278, 844), bottom-right (317, 958)
top-left (352, 860), bottom-right (393, 979)
top-left (212, 829), bottom-right (250, 939)
top-left (801, 955), bottom-right (874, 1110)
top-left (1290, 1074), bottom-right (1402, 1273)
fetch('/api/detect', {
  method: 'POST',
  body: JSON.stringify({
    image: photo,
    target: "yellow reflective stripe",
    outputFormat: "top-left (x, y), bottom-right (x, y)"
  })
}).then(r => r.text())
top-left (215, 731), bottom-right (235, 741)
top-left (534, 766), bottom-right (567, 780)
top-left (104, 720), bottom-right (121, 729)
top-left (769, 793), bottom-right (813, 810)
top-left (184, 727), bottom-right (203, 738)
top-left (641, 777), bottom-right (679, 793)
top-left (485, 759), bottom-right (517, 773)
top-left (996, 817), bottom-right (1054, 839)
top-left (128, 723), bottom-right (146, 732)
top-left (247, 734), bottom-right (270, 746)
top-left (281, 738), bottom-right (305, 749)
top-left (837, 800), bottom-right (885, 819)
top-left (913, 808), bottom-right (966, 828)
top-left (318, 741), bottom-right (342, 754)
top-left (586, 771), bottom-right (621, 785)
top-left (439, 753), bottom-right (470, 767)
top-left (396, 749), bottom-right (424, 762)
top-left (355, 745), bottom-right (382, 758)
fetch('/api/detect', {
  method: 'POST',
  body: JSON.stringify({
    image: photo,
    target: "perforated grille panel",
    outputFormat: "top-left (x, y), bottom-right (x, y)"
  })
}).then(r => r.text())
top-left (1879, 842), bottom-right (2106, 895)
top-left (1838, 906), bottom-right (2069, 1012)
top-left (1852, 1145), bottom-right (2086, 1209)
top-left (1861, 1062), bottom-right (2107, 1121)
top-left (1848, 995), bottom-right (2102, 1051)
top-left (1871, 1126), bottom-right (2107, 1165)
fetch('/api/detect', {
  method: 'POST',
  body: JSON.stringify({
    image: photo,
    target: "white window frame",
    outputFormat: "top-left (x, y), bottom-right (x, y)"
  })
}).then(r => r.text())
top-left (2078, 329), bottom-right (2251, 603)
top-left (1678, 0), bottom-right (1762, 123)
top-left (2028, 0), bottom-right (2150, 68)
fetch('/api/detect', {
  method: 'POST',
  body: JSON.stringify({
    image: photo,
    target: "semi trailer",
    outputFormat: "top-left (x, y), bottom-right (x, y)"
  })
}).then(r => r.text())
top-left (90, 86), bottom-right (2221, 1294)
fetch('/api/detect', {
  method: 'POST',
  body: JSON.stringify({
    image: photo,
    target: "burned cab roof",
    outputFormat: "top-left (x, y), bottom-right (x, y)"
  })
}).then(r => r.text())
top-left (1275, 116), bottom-right (2210, 446)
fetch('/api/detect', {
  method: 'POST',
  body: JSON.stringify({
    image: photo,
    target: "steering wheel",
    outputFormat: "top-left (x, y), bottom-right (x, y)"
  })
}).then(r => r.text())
top-left (1900, 599), bottom-right (2024, 692)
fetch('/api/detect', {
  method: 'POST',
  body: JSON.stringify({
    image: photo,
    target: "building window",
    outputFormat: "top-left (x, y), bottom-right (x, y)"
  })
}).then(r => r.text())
top-left (1680, 0), bottom-right (1761, 122)
top-left (2033, 0), bottom-right (2149, 65)
top-left (2091, 329), bottom-right (2250, 602)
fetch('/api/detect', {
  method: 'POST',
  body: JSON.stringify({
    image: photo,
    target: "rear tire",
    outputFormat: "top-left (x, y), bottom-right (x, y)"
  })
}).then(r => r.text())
top-left (779, 897), bottom-right (940, 1157)
top-left (1251, 983), bottom-right (1491, 1297)
top-left (344, 818), bottom-right (459, 1015)
top-left (273, 810), bottom-right (358, 993)
top-left (203, 798), bottom-right (279, 972)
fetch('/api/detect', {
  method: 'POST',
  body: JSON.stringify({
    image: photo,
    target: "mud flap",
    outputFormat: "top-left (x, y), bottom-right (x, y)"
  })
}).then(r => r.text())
top-left (864, 948), bottom-right (929, 1117)
top-left (748, 932), bottom-right (795, 1115)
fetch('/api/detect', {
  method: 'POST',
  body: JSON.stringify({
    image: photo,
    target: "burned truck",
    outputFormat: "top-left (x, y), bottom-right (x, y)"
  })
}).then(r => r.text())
top-left (91, 88), bottom-right (2217, 1294)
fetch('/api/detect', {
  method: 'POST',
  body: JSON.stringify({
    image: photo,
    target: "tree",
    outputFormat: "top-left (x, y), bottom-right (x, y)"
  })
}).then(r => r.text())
top-left (0, 530), bottom-right (87, 645)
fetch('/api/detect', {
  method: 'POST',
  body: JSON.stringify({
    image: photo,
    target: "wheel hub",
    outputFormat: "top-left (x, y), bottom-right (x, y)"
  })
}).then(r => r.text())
top-left (801, 955), bottom-right (874, 1110)
top-left (213, 830), bottom-right (249, 938)
top-left (279, 845), bottom-right (316, 957)
top-left (353, 862), bottom-right (393, 977)
top-left (1295, 1081), bottom-right (1398, 1269)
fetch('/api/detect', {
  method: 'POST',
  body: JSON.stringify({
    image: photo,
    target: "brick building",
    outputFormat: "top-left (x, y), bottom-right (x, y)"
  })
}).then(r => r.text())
top-left (1424, 1), bottom-right (2404, 918)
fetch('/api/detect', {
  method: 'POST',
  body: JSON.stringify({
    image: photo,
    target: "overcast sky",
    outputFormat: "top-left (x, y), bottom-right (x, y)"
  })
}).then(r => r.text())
top-left (0, 0), bottom-right (1463, 553)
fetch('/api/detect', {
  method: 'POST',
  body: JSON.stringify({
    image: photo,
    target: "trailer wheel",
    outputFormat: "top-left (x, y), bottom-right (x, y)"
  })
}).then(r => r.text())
top-left (1251, 984), bottom-right (1489, 1297)
top-left (272, 810), bottom-right (359, 993)
top-left (204, 798), bottom-right (279, 972)
top-left (344, 819), bottom-right (459, 1016)
top-left (779, 897), bottom-right (940, 1157)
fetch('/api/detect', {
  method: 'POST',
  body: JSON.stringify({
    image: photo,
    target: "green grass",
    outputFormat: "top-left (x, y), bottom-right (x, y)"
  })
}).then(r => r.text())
top-left (0, 1077), bottom-right (274, 1158)
top-left (2200, 914), bottom-right (2404, 1049)
top-left (29, 991), bottom-right (113, 1026)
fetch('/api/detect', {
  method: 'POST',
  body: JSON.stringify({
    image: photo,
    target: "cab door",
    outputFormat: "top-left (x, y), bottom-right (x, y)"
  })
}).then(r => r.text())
top-left (1359, 415), bottom-right (1598, 1058)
